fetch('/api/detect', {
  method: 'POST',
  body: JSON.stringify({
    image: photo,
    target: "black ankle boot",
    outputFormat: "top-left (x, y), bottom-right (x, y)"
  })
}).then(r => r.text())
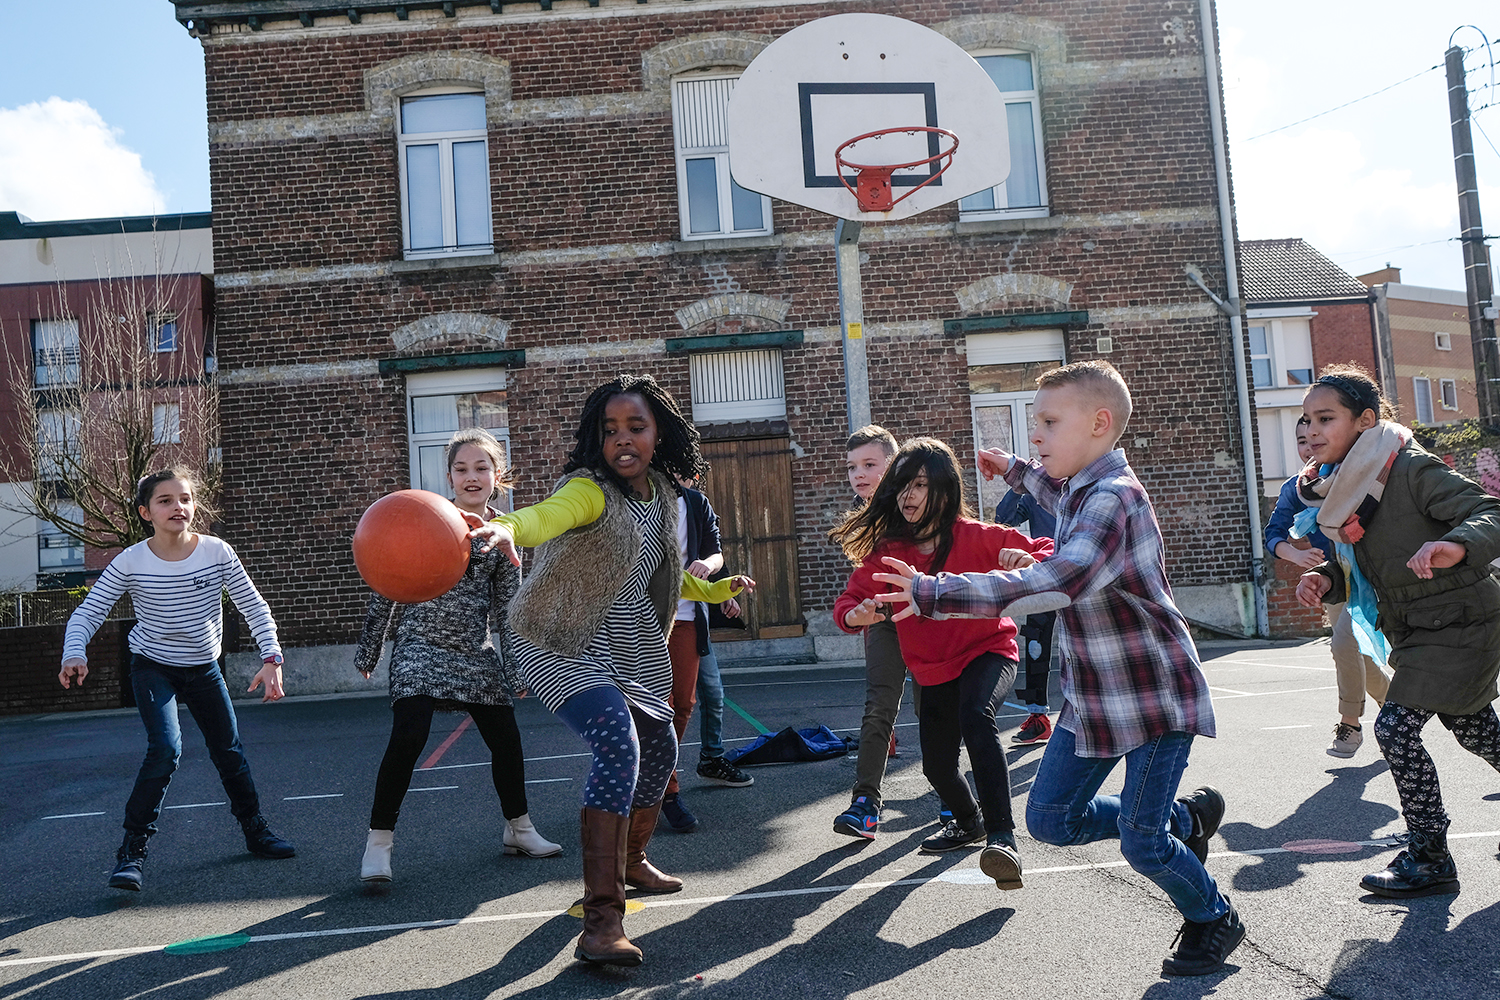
top-left (1360, 823), bottom-right (1459, 898)
top-left (241, 815), bottom-right (296, 859)
top-left (108, 833), bottom-right (150, 891)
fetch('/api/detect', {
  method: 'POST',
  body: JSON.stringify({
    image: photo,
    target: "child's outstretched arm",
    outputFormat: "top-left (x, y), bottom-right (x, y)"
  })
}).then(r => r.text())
top-left (875, 486), bottom-right (1130, 620)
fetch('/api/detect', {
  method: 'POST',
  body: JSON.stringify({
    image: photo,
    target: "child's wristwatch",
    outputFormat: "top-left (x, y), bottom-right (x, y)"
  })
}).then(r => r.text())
top-left (263, 654), bottom-right (284, 666)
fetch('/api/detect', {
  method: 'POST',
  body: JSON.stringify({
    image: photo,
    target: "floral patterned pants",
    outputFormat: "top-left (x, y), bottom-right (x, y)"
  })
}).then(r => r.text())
top-left (1373, 700), bottom-right (1500, 834)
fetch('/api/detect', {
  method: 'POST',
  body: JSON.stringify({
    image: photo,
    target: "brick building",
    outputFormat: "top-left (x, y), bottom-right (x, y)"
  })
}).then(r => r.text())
top-left (169, 0), bottom-right (1264, 689)
top-left (0, 211), bottom-right (213, 591)
top-left (1357, 267), bottom-right (1479, 428)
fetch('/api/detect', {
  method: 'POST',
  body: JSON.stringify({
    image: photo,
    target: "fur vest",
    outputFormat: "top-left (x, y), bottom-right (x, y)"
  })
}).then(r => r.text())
top-left (507, 468), bottom-right (682, 657)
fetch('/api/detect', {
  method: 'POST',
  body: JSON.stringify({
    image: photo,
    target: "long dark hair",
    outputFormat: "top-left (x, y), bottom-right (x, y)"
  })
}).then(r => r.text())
top-left (829, 436), bottom-right (973, 572)
top-left (133, 466), bottom-right (206, 529)
top-left (1310, 363), bottom-right (1397, 421)
top-left (562, 374), bottom-right (709, 498)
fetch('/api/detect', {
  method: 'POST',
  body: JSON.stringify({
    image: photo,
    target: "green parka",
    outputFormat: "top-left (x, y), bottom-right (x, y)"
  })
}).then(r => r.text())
top-left (1317, 441), bottom-right (1500, 716)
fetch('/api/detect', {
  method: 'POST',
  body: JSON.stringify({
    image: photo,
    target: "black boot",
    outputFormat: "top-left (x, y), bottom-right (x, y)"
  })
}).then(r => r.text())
top-left (108, 833), bottom-right (150, 891)
top-left (1360, 823), bottom-right (1459, 898)
top-left (242, 815), bottom-right (296, 859)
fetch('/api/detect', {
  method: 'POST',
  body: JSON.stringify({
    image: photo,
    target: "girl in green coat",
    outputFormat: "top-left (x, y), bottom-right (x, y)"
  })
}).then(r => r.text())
top-left (1295, 365), bottom-right (1500, 899)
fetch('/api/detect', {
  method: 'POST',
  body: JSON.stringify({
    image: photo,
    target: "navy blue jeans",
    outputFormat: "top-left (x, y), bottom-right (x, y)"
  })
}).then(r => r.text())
top-left (696, 643), bottom-right (725, 757)
top-left (1025, 724), bottom-right (1227, 923)
top-left (123, 655), bottom-right (261, 836)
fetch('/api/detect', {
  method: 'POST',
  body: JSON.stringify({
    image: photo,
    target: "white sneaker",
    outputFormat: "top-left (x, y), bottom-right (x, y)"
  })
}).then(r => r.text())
top-left (361, 829), bottom-right (393, 882)
top-left (1327, 722), bottom-right (1363, 758)
top-left (503, 813), bottom-right (562, 858)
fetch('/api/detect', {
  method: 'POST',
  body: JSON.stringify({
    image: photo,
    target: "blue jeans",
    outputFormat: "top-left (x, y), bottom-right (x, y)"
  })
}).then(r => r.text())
top-left (123, 655), bottom-right (261, 836)
top-left (696, 643), bottom-right (726, 757)
top-left (1025, 724), bottom-right (1227, 923)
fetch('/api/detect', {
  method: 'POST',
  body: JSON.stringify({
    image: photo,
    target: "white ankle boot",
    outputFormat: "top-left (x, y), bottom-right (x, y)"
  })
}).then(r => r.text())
top-left (361, 829), bottom-right (394, 882)
top-left (503, 813), bottom-right (562, 858)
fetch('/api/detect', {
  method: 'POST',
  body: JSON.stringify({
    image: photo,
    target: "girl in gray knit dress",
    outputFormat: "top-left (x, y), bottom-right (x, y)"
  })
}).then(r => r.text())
top-left (354, 427), bottom-right (561, 882)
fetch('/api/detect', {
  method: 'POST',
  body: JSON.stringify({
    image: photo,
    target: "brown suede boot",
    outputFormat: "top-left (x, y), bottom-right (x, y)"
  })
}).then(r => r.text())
top-left (624, 801), bottom-right (684, 894)
top-left (574, 808), bottom-right (642, 966)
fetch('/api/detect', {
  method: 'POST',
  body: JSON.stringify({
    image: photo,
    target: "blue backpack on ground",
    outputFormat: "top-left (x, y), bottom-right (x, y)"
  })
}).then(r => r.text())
top-left (725, 725), bottom-right (851, 766)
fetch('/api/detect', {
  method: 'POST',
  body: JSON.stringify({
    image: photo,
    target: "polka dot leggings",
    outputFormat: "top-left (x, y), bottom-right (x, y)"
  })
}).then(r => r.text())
top-left (553, 685), bottom-right (678, 817)
top-left (1373, 700), bottom-right (1500, 834)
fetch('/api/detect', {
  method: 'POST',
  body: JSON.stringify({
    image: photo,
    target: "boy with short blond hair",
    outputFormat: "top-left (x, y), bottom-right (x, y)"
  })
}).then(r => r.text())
top-left (873, 360), bottom-right (1243, 977)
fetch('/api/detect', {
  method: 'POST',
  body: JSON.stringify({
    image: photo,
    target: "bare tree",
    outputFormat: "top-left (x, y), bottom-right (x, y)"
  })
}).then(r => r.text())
top-left (1, 240), bottom-right (217, 556)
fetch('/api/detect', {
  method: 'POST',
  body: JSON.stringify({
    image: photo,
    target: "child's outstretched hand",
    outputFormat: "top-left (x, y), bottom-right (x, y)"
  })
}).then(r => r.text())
top-left (976, 448), bottom-right (1014, 481)
top-left (843, 597), bottom-right (885, 628)
top-left (1274, 540), bottom-right (1327, 570)
top-left (1407, 540), bottom-right (1466, 579)
top-left (249, 661), bottom-right (286, 703)
top-left (1295, 571), bottom-right (1331, 607)
top-left (871, 556), bottom-right (920, 622)
top-left (464, 514), bottom-right (521, 567)
top-left (59, 657), bottom-right (88, 689)
top-left (727, 575), bottom-right (757, 595)
top-left (997, 548), bottom-right (1035, 570)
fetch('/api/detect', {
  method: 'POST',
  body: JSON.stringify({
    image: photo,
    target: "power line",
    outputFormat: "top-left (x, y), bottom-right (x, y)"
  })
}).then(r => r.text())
top-left (1244, 63), bottom-right (1445, 141)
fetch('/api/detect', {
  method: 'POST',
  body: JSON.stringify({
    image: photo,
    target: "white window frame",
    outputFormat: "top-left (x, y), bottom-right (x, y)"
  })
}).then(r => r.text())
top-left (1412, 376), bottom-right (1434, 423)
top-left (1434, 331), bottom-right (1453, 351)
top-left (404, 368), bottom-right (511, 510)
top-left (688, 348), bottom-right (786, 422)
top-left (32, 318), bottom-right (80, 388)
top-left (1247, 323), bottom-right (1273, 388)
top-left (1439, 377), bottom-right (1459, 410)
top-left (397, 87), bottom-right (493, 260)
top-left (36, 407), bottom-right (81, 482)
top-left (152, 402), bottom-right (182, 445)
top-left (672, 74), bottom-right (773, 241)
top-left (1246, 309), bottom-right (1315, 389)
top-left (151, 314), bottom-right (179, 353)
top-left (958, 50), bottom-right (1049, 221)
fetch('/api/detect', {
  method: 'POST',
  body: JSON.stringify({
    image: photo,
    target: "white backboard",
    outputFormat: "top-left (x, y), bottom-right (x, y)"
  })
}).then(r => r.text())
top-left (727, 14), bottom-right (1012, 222)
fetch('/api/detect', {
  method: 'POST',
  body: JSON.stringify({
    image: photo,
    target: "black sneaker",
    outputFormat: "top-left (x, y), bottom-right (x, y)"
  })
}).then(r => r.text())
top-left (242, 815), bottom-right (296, 859)
top-left (661, 793), bottom-right (698, 833)
top-left (920, 815), bottom-right (986, 853)
top-left (833, 795), bottom-right (880, 840)
top-left (979, 831), bottom-right (1023, 890)
top-left (697, 753), bottom-right (754, 787)
top-left (1177, 786), bottom-right (1225, 864)
top-left (1161, 900), bottom-right (1246, 976)
top-left (108, 833), bottom-right (150, 891)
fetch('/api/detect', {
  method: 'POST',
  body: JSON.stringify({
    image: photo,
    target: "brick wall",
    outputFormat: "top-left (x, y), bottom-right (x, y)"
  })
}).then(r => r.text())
top-left (0, 620), bottom-right (131, 715)
top-left (194, 0), bottom-right (1260, 648)
top-left (1310, 301), bottom-right (1377, 381)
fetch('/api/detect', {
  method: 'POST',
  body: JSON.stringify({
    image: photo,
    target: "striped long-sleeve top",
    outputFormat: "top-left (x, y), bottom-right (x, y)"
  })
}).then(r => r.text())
top-left (63, 535), bottom-right (281, 666)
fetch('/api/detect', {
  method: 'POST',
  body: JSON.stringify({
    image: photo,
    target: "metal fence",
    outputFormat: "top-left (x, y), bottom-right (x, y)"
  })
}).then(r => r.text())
top-left (0, 589), bottom-right (133, 629)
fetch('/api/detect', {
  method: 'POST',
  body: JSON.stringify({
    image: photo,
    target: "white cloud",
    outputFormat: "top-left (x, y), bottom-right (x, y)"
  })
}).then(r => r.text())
top-left (0, 97), bottom-right (166, 221)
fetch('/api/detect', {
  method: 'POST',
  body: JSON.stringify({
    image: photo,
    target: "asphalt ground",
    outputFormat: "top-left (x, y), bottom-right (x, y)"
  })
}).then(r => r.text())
top-left (3, 639), bottom-right (1499, 1000)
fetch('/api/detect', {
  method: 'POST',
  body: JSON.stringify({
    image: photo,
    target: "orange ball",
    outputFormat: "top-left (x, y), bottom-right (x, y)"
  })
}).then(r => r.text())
top-left (352, 490), bottom-right (471, 604)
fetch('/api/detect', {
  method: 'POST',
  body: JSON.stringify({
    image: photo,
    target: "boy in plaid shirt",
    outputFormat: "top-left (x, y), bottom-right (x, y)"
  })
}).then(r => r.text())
top-left (873, 361), bottom-right (1243, 977)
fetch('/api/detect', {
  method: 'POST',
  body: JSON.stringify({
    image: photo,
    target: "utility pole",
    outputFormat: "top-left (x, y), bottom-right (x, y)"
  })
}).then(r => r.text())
top-left (1446, 44), bottom-right (1500, 425)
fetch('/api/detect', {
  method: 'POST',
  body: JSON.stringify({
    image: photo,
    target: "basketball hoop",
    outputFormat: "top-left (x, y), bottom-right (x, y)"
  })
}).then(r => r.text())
top-left (834, 127), bottom-right (960, 213)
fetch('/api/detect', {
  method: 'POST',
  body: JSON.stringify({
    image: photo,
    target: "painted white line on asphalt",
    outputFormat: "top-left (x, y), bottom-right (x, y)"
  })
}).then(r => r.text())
top-left (725, 678), bottom-right (862, 689)
top-left (524, 777), bottom-right (572, 784)
top-left (1207, 685), bottom-right (1254, 696)
top-left (42, 811), bottom-right (106, 820)
top-left (164, 802), bottom-right (225, 810)
top-left (10, 830), bottom-right (1500, 971)
top-left (407, 786), bottom-right (458, 793)
top-left (1261, 725), bottom-right (1314, 730)
top-left (1214, 659), bottom-right (1335, 672)
top-left (284, 794), bottom-right (344, 801)
top-left (1215, 685), bottom-right (1339, 700)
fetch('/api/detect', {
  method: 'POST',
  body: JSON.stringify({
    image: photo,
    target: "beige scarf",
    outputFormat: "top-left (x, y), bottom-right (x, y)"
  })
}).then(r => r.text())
top-left (1296, 420), bottom-right (1411, 544)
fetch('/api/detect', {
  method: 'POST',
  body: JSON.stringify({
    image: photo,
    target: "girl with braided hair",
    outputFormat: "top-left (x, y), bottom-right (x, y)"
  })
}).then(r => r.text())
top-left (472, 374), bottom-right (754, 967)
top-left (1294, 364), bottom-right (1500, 898)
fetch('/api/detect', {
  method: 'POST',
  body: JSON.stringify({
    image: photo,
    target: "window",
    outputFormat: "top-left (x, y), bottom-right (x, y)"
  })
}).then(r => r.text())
top-left (688, 349), bottom-right (785, 422)
top-left (151, 315), bottom-right (178, 353)
top-left (1248, 324), bottom-right (1272, 388)
top-left (959, 52), bottom-right (1047, 219)
top-left (32, 319), bottom-right (80, 387)
top-left (36, 408), bottom-right (80, 482)
top-left (152, 403), bottom-right (181, 445)
top-left (673, 76), bottom-right (772, 240)
top-left (965, 327), bottom-right (1064, 517)
top-left (398, 90), bottom-right (492, 259)
top-left (1435, 332), bottom-right (1452, 351)
top-left (405, 369), bottom-right (510, 509)
top-left (38, 504), bottom-right (84, 572)
top-left (1413, 377), bottom-right (1434, 423)
top-left (1440, 378), bottom-right (1459, 411)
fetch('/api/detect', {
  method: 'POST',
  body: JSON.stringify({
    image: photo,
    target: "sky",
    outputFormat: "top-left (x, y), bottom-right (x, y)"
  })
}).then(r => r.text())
top-left (0, 1), bottom-right (1496, 291)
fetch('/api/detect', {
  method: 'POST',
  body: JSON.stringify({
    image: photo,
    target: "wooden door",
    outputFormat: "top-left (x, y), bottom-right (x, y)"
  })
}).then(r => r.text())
top-left (700, 436), bottom-right (802, 640)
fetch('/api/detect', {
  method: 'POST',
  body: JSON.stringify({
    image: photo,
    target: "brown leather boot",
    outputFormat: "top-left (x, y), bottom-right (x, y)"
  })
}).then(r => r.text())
top-left (624, 801), bottom-right (684, 894)
top-left (574, 808), bottom-right (642, 966)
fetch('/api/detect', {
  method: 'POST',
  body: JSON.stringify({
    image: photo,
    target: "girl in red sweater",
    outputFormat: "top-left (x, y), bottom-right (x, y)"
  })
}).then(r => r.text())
top-left (833, 437), bottom-right (1051, 889)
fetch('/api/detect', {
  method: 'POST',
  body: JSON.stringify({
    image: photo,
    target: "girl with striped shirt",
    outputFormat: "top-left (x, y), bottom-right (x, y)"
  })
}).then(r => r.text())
top-left (60, 468), bottom-right (295, 892)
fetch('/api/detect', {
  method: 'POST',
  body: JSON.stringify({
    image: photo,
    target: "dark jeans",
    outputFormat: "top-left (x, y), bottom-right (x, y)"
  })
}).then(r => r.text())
top-left (370, 696), bottom-right (529, 830)
top-left (1016, 612), bottom-right (1057, 712)
top-left (123, 655), bottom-right (261, 837)
top-left (697, 643), bottom-right (725, 757)
top-left (916, 652), bottom-right (1018, 835)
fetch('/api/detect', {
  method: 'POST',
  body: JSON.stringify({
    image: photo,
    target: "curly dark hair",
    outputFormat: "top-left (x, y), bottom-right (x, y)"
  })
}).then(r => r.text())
top-left (562, 374), bottom-right (709, 498)
top-left (829, 436), bottom-right (973, 572)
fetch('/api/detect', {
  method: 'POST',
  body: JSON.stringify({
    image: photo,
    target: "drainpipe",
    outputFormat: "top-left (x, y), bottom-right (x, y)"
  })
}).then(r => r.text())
top-left (1197, 0), bottom-right (1268, 638)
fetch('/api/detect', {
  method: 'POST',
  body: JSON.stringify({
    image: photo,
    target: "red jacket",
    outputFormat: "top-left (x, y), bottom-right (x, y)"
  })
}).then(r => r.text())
top-left (834, 518), bottom-right (1053, 685)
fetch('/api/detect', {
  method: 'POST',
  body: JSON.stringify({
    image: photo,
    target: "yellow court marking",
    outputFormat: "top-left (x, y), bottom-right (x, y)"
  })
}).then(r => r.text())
top-left (567, 899), bottom-right (646, 918)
